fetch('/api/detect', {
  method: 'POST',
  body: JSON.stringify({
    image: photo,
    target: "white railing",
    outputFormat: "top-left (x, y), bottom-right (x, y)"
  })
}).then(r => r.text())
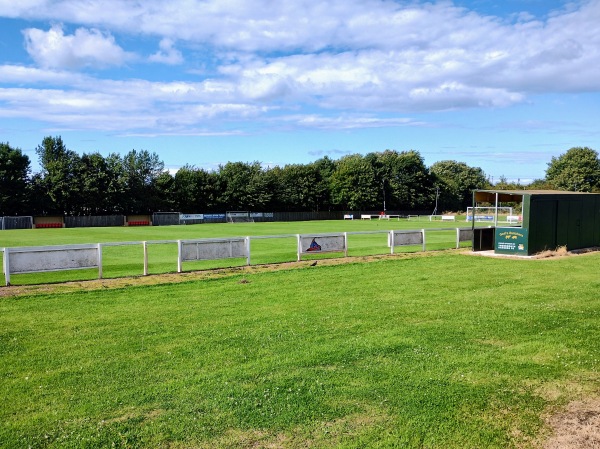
top-left (1, 227), bottom-right (475, 286)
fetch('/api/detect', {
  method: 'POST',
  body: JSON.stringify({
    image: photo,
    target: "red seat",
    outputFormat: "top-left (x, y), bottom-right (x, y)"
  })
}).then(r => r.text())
top-left (128, 221), bottom-right (150, 226)
top-left (36, 223), bottom-right (62, 228)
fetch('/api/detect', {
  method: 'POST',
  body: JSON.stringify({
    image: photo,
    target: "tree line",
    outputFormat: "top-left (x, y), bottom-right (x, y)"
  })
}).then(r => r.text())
top-left (1, 136), bottom-right (599, 216)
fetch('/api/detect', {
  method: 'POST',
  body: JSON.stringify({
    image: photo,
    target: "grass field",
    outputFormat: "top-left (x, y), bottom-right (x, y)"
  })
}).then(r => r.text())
top-left (1, 219), bottom-right (483, 285)
top-left (1, 249), bottom-right (599, 448)
top-left (3, 219), bottom-right (597, 448)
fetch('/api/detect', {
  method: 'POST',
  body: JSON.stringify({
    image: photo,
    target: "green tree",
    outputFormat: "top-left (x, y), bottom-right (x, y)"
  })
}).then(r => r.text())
top-left (273, 163), bottom-right (324, 211)
top-left (173, 166), bottom-right (222, 212)
top-left (329, 154), bottom-right (378, 210)
top-left (545, 147), bottom-right (600, 192)
top-left (121, 149), bottom-right (166, 213)
top-left (35, 136), bottom-right (82, 214)
top-left (527, 178), bottom-right (553, 190)
top-left (375, 150), bottom-right (435, 210)
top-left (78, 152), bottom-right (111, 214)
top-left (430, 160), bottom-right (488, 212)
top-left (492, 175), bottom-right (524, 191)
top-left (103, 153), bottom-right (128, 214)
top-left (153, 171), bottom-right (175, 211)
top-left (173, 165), bottom-right (200, 212)
top-left (0, 142), bottom-right (31, 215)
top-left (218, 161), bottom-right (272, 210)
top-left (310, 156), bottom-right (335, 211)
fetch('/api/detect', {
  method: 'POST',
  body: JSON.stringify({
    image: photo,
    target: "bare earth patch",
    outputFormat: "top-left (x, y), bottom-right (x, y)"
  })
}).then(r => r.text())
top-left (543, 399), bottom-right (600, 449)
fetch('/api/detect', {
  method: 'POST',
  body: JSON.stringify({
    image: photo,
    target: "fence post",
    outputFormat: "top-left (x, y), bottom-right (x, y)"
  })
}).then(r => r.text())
top-left (3, 248), bottom-right (10, 286)
top-left (296, 234), bottom-right (301, 261)
top-left (97, 243), bottom-right (103, 279)
top-left (422, 229), bottom-right (426, 251)
top-left (389, 231), bottom-right (394, 255)
top-left (143, 241), bottom-right (148, 276)
top-left (246, 236), bottom-right (251, 266)
top-left (343, 232), bottom-right (348, 257)
top-left (177, 240), bottom-right (182, 273)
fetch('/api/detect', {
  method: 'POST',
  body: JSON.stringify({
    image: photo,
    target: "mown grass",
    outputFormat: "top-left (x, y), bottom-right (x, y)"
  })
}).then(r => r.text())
top-left (1, 251), bottom-right (599, 448)
top-left (1, 219), bottom-right (477, 285)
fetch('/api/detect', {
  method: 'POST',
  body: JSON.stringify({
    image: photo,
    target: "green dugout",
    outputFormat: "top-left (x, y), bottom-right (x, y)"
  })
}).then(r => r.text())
top-left (472, 190), bottom-right (600, 256)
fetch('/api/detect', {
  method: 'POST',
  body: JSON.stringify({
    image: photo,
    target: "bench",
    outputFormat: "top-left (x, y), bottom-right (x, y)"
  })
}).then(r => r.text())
top-left (441, 215), bottom-right (456, 222)
top-left (507, 215), bottom-right (521, 224)
top-left (361, 214), bottom-right (379, 220)
top-left (35, 223), bottom-right (63, 228)
top-left (128, 221), bottom-right (150, 226)
top-left (343, 214), bottom-right (354, 220)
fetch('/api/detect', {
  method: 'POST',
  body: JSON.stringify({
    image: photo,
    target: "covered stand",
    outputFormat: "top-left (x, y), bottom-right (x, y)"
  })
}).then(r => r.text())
top-left (472, 190), bottom-right (600, 256)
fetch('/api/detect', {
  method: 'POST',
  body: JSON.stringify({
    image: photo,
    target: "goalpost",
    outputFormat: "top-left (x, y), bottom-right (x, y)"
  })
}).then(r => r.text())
top-left (1, 216), bottom-right (33, 230)
top-left (152, 212), bottom-right (180, 226)
top-left (226, 211), bottom-right (254, 223)
top-left (466, 206), bottom-right (515, 223)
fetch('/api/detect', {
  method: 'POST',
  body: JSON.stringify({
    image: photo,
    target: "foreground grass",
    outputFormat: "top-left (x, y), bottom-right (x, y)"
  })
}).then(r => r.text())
top-left (1, 251), bottom-right (598, 448)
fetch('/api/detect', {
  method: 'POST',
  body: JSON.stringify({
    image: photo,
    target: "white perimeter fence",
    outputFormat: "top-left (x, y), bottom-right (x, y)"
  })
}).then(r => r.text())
top-left (1, 228), bottom-right (474, 286)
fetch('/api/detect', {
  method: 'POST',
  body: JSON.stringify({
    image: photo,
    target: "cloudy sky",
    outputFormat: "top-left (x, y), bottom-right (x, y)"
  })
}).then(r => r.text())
top-left (1, 0), bottom-right (599, 182)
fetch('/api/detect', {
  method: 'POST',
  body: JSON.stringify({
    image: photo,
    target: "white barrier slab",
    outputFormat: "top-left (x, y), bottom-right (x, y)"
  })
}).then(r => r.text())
top-left (388, 230), bottom-right (425, 253)
top-left (297, 233), bottom-right (347, 260)
top-left (456, 228), bottom-right (474, 248)
top-left (180, 213), bottom-right (204, 221)
top-left (3, 244), bottom-right (101, 285)
top-left (177, 237), bottom-right (250, 272)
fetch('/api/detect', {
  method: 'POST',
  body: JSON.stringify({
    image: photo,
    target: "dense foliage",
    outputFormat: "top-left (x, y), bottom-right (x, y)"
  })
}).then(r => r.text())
top-left (0, 142), bottom-right (30, 215)
top-left (1, 137), bottom-right (597, 216)
top-left (545, 146), bottom-right (600, 192)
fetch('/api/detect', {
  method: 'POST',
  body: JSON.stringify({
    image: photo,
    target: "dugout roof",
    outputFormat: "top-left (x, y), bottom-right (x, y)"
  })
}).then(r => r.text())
top-left (473, 189), bottom-right (589, 204)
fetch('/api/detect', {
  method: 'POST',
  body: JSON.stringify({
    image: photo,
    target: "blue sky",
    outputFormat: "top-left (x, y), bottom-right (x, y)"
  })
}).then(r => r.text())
top-left (1, 0), bottom-right (599, 183)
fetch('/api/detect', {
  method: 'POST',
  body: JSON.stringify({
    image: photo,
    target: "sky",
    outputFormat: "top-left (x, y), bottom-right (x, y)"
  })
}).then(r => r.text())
top-left (1, 0), bottom-right (600, 183)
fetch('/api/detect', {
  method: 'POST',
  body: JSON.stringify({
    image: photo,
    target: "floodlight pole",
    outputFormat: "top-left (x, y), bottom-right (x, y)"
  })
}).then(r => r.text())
top-left (382, 179), bottom-right (386, 213)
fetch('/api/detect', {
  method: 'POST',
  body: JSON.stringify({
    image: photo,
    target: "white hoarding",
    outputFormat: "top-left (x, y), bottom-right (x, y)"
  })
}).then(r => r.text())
top-left (388, 231), bottom-right (425, 253)
top-left (298, 233), bottom-right (347, 259)
top-left (180, 214), bottom-right (204, 220)
top-left (4, 244), bottom-right (100, 285)
top-left (457, 228), bottom-right (474, 244)
top-left (178, 238), bottom-right (250, 271)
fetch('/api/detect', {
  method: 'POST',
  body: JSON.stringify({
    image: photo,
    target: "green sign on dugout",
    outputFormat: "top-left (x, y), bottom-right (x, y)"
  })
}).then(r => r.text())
top-left (495, 227), bottom-right (529, 255)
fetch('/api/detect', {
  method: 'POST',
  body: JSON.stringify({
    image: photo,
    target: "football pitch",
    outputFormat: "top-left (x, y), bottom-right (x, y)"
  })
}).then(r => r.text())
top-left (1, 220), bottom-right (599, 448)
top-left (1, 219), bottom-right (479, 285)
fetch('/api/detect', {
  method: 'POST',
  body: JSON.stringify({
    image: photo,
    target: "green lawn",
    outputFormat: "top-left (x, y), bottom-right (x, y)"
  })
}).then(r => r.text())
top-left (1, 219), bottom-right (483, 285)
top-left (1, 251), bottom-right (599, 448)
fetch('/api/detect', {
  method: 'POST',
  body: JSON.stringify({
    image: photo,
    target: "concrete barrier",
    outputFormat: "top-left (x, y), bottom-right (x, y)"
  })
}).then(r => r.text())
top-left (3, 244), bottom-right (101, 285)
top-left (178, 237), bottom-right (250, 272)
top-left (297, 233), bottom-right (347, 260)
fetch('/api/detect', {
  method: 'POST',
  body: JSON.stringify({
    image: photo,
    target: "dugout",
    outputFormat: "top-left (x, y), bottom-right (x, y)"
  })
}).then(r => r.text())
top-left (472, 190), bottom-right (600, 256)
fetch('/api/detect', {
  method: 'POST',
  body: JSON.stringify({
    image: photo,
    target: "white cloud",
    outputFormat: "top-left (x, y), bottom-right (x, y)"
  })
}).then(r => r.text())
top-left (277, 114), bottom-right (426, 130)
top-left (0, 64), bottom-right (84, 84)
top-left (23, 24), bottom-right (134, 69)
top-left (1, 0), bottom-right (600, 135)
top-left (0, 73), bottom-right (270, 132)
top-left (148, 38), bottom-right (183, 65)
